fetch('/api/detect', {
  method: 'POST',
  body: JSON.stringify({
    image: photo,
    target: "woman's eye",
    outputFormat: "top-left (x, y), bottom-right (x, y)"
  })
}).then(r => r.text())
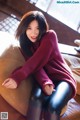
top-left (37, 27), bottom-right (39, 30)
top-left (27, 27), bottom-right (31, 30)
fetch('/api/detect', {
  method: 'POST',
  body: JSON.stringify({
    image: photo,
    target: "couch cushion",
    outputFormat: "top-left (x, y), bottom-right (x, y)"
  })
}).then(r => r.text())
top-left (62, 54), bottom-right (80, 95)
top-left (0, 31), bottom-right (32, 115)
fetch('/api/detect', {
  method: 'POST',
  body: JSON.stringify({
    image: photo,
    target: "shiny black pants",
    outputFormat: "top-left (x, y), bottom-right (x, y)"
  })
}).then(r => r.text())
top-left (27, 81), bottom-right (73, 120)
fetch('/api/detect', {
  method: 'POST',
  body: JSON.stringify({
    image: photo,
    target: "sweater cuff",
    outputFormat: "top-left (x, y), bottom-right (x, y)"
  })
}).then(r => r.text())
top-left (9, 67), bottom-right (26, 86)
top-left (42, 81), bottom-right (55, 94)
top-left (9, 74), bottom-right (23, 86)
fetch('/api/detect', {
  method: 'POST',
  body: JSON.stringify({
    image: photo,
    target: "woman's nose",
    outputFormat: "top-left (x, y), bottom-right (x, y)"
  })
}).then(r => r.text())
top-left (32, 30), bottom-right (37, 35)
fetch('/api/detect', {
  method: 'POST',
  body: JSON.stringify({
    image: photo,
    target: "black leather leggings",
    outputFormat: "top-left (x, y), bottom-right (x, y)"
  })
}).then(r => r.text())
top-left (27, 81), bottom-right (73, 120)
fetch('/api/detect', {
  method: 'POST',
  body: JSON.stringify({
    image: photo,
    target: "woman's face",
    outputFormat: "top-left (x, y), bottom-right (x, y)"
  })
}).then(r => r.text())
top-left (26, 20), bottom-right (39, 42)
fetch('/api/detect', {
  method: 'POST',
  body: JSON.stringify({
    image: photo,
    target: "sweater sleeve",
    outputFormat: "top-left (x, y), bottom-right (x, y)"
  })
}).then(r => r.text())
top-left (34, 68), bottom-right (54, 90)
top-left (10, 30), bottom-right (56, 84)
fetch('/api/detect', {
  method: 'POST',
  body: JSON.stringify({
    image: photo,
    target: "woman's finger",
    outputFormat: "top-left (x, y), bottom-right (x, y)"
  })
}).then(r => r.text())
top-left (2, 79), bottom-right (10, 85)
top-left (2, 78), bottom-right (17, 89)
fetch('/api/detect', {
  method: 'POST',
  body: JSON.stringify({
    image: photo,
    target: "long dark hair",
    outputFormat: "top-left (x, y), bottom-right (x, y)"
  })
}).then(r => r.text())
top-left (15, 11), bottom-right (49, 56)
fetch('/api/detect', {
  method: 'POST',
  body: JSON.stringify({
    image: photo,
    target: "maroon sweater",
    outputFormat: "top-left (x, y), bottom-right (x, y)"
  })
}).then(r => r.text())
top-left (10, 30), bottom-right (76, 97)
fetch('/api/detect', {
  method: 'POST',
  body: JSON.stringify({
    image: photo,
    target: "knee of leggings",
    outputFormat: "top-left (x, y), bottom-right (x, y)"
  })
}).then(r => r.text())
top-left (31, 88), bottom-right (43, 101)
top-left (47, 102), bottom-right (61, 115)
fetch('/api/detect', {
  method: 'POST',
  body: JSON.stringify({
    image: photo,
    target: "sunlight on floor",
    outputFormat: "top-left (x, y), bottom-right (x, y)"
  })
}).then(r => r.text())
top-left (0, 31), bottom-right (19, 56)
top-left (0, 13), bottom-right (20, 56)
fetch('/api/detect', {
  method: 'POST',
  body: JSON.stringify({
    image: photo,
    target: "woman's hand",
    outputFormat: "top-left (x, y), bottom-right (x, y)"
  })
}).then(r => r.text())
top-left (44, 84), bottom-right (55, 95)
top-left (2, 78), bottom-right (17, 89)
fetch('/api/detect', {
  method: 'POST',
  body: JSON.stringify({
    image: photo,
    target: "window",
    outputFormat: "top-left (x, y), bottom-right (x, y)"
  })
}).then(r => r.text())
top-left (28, 0), bottom-right (80, 33)
top-left (48, 0), bottom-right (80, 32)
top-left (36, 0), bottom-right (52, 12)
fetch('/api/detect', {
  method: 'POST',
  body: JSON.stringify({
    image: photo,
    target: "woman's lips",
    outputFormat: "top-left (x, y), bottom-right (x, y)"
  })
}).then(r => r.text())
top-left (31, 36), bottom-right (37, 40)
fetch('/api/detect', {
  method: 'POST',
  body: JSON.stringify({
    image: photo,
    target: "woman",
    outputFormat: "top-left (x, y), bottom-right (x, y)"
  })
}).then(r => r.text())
top-left (2, 11), bottom-right (76, 120)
